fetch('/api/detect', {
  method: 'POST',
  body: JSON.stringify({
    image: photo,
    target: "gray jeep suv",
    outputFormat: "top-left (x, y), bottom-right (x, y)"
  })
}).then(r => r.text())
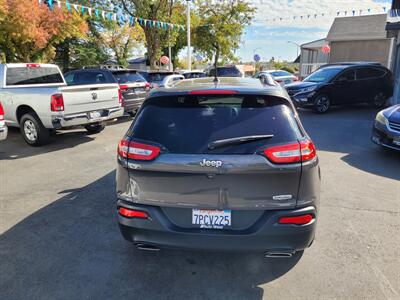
top-left (116, 77), bottom-right (320, 256)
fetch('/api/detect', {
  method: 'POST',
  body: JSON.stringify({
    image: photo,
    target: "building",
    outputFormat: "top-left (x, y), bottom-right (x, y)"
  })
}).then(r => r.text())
top-left (386, 0), bottom-right (400, 104)
top-left (299, 14), bottom-right (394, 79)
top-left (127, 57), bottom-right (148, 70)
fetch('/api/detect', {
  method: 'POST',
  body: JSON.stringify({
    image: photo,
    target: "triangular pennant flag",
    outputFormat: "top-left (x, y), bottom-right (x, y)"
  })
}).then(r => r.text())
top-left (57, 0), bottom-right (61, 8)
top-left (337, 11), bottom-right (340, 16)
top-left (368, 8), bottom-right (371, 13)
top-left (383, 7), bottom-right (387, 12)
top-left (73, 4), bottom-right (79, 12)
top-left (102, 10), bottom-right (106, 19)
top-left (38, 0), bottom-right (42, 4)
top-left (95, 9), bottom-right (99, 18)
top-left (352, 10), bottom-right (355, 16)
top-left (130, 16), bottom-right (133, 25)
top-left (81, 6), bottom-right (85, 15)
top-left (88, 8), bottom-right (92, 17)
top-left (48, 0), bottom-right (53, 10)
top-left (66, 1), bottom-right (71, 12)
top-left (153, 21), bottom-right (156, 27)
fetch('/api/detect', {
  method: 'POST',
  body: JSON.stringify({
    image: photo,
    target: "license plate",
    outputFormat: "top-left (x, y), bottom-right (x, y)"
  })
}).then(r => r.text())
top-left (192, 209), bottom-right (231, 229)
top-left (89, 111), bottom-right (101, 119)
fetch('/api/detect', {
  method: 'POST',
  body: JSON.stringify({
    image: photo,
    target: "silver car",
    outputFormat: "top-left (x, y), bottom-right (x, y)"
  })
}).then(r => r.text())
top-left (0, 101), bottom-right (7, 141)
top-left (116, 77), bottom-right (320, 256)
top-left (258, 70), bottom-right (298, 86)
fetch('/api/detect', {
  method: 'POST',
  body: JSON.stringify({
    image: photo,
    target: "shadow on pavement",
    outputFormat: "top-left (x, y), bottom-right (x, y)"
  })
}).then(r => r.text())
top-left (299, 106), bottom-right (400, 180)
top-left (0, 171), bottom-right (302, 300)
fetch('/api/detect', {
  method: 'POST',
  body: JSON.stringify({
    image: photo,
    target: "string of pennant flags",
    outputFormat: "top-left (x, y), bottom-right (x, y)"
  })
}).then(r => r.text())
top-left (260, 5), bottom-right (389, 23)
top-left (39, 0), bottom-right (186, 31)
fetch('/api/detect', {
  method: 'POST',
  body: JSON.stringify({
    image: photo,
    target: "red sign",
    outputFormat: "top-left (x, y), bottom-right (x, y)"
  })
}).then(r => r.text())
top-left (322, 45), bottom-right (331, 54)
top-left (160, 56), bottom-right (169, 65)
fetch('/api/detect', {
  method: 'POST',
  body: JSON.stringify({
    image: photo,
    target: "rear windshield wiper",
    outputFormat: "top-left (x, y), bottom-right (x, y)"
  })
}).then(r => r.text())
top-left (208, 135), bottom-right (274, 150)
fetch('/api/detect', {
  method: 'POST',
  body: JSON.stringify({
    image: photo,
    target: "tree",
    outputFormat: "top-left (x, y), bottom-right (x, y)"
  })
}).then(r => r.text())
top-left (119, 0), bottom-right (186, 69)
top-left (0, 0), bottom-right (87, 62)
top-left (193, 0), bottom-right (255, 67)
top-left (99, 22), bottom-right (145, 67)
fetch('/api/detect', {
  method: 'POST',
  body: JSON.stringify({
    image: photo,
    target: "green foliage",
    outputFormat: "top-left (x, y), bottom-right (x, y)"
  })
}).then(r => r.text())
top-left (193, 0), bottom-right (255, 66)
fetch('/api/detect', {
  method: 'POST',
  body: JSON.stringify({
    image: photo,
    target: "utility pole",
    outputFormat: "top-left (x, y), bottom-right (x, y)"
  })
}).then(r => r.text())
top-left (186, 0), bottom-right (191, 71)
top-left (168, 0), bottom-right (173, 71)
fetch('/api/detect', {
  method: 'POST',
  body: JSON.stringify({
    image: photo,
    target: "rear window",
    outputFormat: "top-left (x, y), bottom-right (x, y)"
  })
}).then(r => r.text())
top-left (271, 71), bottom-right (292, 77)
top-left (68, 71), bottom-right (114, 85)
top-left (130, 95), bottom-right (302, 154)
top-left (112, 71), bottom-right (146, 84)
top-left (6, 67), bottom-right (64, 86)
top-left (140, 72), bottom-right (173, 82)
top-left (210, 67), bottom-right (242, 77)
top-left (357, 67), bottom-right (386, 80)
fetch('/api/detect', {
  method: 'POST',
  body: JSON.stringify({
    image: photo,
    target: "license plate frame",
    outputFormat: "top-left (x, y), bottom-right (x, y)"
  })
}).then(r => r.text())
top-left (192, 209), bottom-right (231, 229)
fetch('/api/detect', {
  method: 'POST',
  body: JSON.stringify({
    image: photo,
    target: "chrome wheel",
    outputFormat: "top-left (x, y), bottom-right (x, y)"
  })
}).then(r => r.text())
top-left (315, 95), bottom-right (330, 113)
top-left (23, 120), bottom-right (38, 142)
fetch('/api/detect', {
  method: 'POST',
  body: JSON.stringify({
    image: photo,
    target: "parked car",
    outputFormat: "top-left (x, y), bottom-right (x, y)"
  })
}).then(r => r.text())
top-left (0, 101), bottom-right (7, 141)
top-left (65, 68), bottom-right (149, 116)
top-left (285, 63), bottom-right (393, 113)
top-left (181, 70), bottom-right (206, 79)
top-left (137, 70), bottom-right (176, 88)
top-left (116, 77), bottom-right (320, 255)
top-left (372, 104), bottom-right (400, 151)
top-left (157, 74), bottom-right (185, 87)
top-left (255, 70), bottom-right (298, 86)
top-left (205, 65), bottom-right (244, 77)
top-left (0, 63), bottom-right (123, 146)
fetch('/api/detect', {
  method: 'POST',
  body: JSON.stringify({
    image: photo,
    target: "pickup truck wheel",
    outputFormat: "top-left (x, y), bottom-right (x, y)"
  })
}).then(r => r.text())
top-left (84, 124), bottom-right (105, 134)
top-left (20, 113), bottom-right (50, 146)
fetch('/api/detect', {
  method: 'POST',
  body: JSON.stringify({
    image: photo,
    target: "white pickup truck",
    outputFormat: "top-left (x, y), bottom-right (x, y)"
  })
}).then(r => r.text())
top-left (0, 63), bottom-right (123, 146)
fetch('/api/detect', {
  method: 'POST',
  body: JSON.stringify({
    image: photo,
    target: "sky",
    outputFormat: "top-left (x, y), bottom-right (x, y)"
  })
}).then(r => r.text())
top-left (236, 0), bottom-right (392, 62)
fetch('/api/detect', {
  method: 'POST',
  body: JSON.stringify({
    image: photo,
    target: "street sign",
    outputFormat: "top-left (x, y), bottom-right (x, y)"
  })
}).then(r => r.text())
top-left (254, 54), bottom-right (261, 62)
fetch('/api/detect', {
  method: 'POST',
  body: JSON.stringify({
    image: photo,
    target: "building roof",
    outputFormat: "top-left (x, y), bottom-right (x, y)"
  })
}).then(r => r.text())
top-left (301, 38), bottom-right (327, 49)
top-left (128, 57), bottom-right (147, 64)
top-left (327, 14), bottom-right (388, 41)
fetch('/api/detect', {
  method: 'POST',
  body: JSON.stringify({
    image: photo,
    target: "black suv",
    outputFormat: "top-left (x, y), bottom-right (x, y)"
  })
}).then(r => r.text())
top-left (116, 77), bottom-right (320, 255)
top-left (64, 68), bottom-right (149, 115)
top-left (285, 63), bottom-right (393, 113)
top-left (205, 65), bottom-right (243, 78)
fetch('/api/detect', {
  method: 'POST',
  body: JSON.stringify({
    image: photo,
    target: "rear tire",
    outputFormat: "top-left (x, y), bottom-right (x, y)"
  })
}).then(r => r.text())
top-left (85, 124), bottom-right (105, 134)
top-left (20, 113), bottom-right (50, 146)
top-left (313, 94), bottom-right (330, 114)
top-left (371, 91), bottom-right (387, 108)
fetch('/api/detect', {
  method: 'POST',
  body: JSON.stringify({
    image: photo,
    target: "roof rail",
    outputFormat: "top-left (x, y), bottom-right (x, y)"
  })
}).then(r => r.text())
top-left (82, 65), bottom-right (126, 70)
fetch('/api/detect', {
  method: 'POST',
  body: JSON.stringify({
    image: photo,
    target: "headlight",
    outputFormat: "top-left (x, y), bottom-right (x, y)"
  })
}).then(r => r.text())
top-left (297, 86), bottom-right (317, 94)
top-left (375, 111), bottom-right (388, 125)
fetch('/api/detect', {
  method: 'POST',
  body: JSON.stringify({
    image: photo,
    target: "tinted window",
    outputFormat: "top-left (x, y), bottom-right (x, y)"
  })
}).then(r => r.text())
top-left (210, 67), bottom-right (242, 77)
top-left (130, 95), bottom-right (301, 154)
top-left (183, 72), bottom-right (206, 79)
top-left (337, 69), bottom-right (356, 81)
top-left (357, 68), bottom-right (385, 80)
top-left (140, 72), bottom-right (173, 82)
top-left (68, 71), bottom-right (114, 85)
top-left (304, 67), bottom-right (342, 83)
top-left (112, 71), bottom-right (146, 83)
top-left (271, 71), bottom-right (292, 77)
top-left (6, 67), bottom-right (64, 86)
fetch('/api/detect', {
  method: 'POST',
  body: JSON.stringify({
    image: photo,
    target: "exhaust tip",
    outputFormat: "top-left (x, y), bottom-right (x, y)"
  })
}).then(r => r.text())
top-left (136, 243), bottom-right (160, 252)
top-left (264, 251), bottom-right (295, 258)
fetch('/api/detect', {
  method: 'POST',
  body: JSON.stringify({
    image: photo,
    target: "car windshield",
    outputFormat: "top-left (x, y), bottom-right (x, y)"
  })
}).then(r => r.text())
top-left (303, 67), bottom-right (342, 83)
top-left (113, 71), bottom-right (146, 83)
top-left (130, 94), bottom-right (302, 154)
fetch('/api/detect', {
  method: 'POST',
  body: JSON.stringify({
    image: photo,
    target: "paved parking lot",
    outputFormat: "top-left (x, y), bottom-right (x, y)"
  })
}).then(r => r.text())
top-left (0, 106), bottom-right (399, 300)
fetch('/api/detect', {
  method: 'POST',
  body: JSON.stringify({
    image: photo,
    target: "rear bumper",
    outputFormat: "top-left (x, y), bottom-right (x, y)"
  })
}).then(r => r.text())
top-left (372, 122), bottom-right (400, 151)
top-left (117, 201), bottom-right (317, 253)
top-left (0, 126), bottom-right (8, 141)
top-left (51, 107), bottom-right (124, 128)
top-left (123, 97), bottom-right (146, 113)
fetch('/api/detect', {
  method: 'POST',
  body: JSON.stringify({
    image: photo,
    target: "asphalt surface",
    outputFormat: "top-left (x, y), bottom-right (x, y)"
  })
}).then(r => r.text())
top-left (0, 106), bottom-right (399, 300)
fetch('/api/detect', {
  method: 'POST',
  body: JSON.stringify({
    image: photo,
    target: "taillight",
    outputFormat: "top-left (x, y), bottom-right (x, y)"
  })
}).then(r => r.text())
top-left (26, 63), bottom-right (40, 68)
top-left (278, 214), bottom-right (314, 225)
top-left (145, 82), bottom-right (151, 91)
top-left (118, 88), bottom-right (123, 106)
top-left (264, 139), bottom-right (316, 164)
top-left (119, 84), bottom-right (129, 90)
top-left (118, 207), bottom-right (149, 219)
top-left (118, 139), bottom-right (160, 161)
top-left (0, 102), bottom-right (5, 127)
top-left (50, 94), bottom-right (64, 111)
